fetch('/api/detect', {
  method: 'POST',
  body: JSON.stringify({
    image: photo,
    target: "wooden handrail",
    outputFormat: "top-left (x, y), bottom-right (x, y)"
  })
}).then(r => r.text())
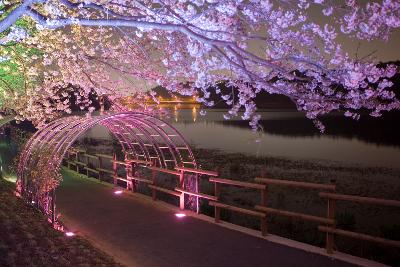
top-left (147, 166), bottom-right (181, 176)
top-left (175, 188), bottom-right (217, 201)
top-left (318, 226), bottom-right (400, 248)
top-left (175, 167), bottom-right (218, 177)
top-left (84, 153), bottom-right (98, 159)
top-left (148, 185), bottom-right (181, 197)
top-left (95, 153), bottom-right (113, 159)
top-left (114, 175), bottom-right (128, 183)
top-left (255, 178), bottom-right (335, 191)
top-left (74, 161), bottom-right (87, 166)
top-left (255, 205), bottom-right (334, 225)
top-left (97, 168), bottom-right (114, 174)
top-left (209, 201), bottom-right (266, 218)
top-left (84, 167), bottom-right (99, 173)
top-left (127, 175), bottom-right (153, 184)
top-left (319, 192), bottom-right (400, 207)
top-left (210, 178), bottom-right (266, 190)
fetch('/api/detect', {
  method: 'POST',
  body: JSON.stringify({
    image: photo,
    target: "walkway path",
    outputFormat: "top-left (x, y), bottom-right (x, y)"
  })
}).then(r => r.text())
top-left (56, 170), bottom-right (356, 267)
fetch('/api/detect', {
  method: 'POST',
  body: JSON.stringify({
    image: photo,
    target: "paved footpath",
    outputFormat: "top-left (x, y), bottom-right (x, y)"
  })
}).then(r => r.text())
top-left (56, 171), bottom-right (356, 267)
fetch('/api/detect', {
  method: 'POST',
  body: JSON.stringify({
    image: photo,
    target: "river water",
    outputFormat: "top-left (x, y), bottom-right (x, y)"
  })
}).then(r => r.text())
top-left (159, 108), bottom-right (400, 169)
top-left (2, 109), bottom-right (399, 171)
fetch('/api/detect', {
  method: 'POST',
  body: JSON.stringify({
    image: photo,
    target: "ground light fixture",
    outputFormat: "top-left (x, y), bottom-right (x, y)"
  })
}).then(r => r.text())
top-left (175, 213), bottom-right (186, 218)
top-left (65, 232), bottom-right (75, 237)
top-left (114, 190), bottom-right (123, 195)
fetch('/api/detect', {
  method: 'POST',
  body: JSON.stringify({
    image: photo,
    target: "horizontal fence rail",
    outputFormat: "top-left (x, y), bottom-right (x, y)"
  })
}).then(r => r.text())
top-left (176, 167), bottom-right (218, 177)
top-left (210, 177), bottom-right (266, 190)
top-left (255, 177), bottom-right (336, 191)
top-left (63, 148), bottom-right (400, 261)
top-left (319, 192), bottom-right (400, 207)
top-left (318, 226), bottom-right (400, 248)
top-left (255, 205), bottom-right (335, 225)
top-left (148, 166), bottom-right (181, 176)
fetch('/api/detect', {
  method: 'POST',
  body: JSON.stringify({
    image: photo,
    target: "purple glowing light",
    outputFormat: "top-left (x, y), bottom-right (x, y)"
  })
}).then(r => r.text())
top-left (114, 190), bottom-right (123, 195)
top-left (65, 232), bottom-right (75, 237)
top-left (175, 213), bottom-right (186, 218)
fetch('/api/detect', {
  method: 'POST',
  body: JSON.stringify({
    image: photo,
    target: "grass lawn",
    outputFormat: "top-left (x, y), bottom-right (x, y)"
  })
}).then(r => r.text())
top-left (0, 177), bottom-right (124, 267)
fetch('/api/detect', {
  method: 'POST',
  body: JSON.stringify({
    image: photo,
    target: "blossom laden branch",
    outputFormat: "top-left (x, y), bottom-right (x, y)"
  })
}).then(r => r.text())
top-left (0, 0), bottom-right (399, 131)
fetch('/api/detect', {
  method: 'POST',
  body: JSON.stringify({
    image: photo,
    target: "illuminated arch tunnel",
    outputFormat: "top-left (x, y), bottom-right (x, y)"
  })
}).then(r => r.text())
top-left (17, 112), bottom-right (197, 222)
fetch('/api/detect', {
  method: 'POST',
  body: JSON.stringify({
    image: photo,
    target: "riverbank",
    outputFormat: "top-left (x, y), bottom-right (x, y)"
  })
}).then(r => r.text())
top-left (192, 148), bottom-right (400, 266)
top-left (0, 177), bottom-right (123, 267)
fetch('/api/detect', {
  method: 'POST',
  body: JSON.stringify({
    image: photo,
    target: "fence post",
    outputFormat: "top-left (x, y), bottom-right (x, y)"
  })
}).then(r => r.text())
top-left (98, 156), bottom-right (102, 181)
top-left (260, 186), bottom-right (268, 236)
top-left (124, 156), bottom-right (132, 191)
top-left (196, 173), bottom-right (200, 214)
top-left (113, 153), bottom-right (117, 186)
top-left (151, 169), bottom-right (157, 200)
top-left (179, 170), bottom-right (185, 210)
top-left (131, 162), bottom-right (137, 192)
top-left (75, 152), bottom-right (79, 173)
top-left (214, 182), bottom-right (221, 223)
top-left (86, 155), bottom-right (89, 177)
top-left (326, 179), bottom-right (336, 254)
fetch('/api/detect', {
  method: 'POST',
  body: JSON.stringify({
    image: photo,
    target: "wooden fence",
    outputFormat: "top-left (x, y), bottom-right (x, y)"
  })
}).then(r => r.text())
top-left (63, 147), bottom-right (400, 258)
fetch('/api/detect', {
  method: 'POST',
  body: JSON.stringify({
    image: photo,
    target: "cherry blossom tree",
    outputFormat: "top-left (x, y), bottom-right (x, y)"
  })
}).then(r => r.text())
top-left (0, 0), bottom-right (399, 131)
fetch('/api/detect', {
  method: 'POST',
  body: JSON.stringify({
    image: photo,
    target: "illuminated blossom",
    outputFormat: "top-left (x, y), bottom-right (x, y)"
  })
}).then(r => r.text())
top-left (0, 0), bottom-right (398, 131)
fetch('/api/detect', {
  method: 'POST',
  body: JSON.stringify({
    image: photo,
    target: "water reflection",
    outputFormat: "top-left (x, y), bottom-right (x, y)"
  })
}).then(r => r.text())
top-left (163, 108), bottom-right (400, 169)
top-left (79, 107), bottom-right (400, 168)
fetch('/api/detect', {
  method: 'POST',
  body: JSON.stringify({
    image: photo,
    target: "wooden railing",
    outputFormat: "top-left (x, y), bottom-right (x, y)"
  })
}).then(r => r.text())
top-left (63, 148), bottom-right (219, 212)
top-left (318, 192), bottom-right (400, 252)
top-left (209, 177), bottom-right (268, 235)
top-left (255, 177), bottom-right (337, 253)
top-left (63, 148), bottom-right (400, 260)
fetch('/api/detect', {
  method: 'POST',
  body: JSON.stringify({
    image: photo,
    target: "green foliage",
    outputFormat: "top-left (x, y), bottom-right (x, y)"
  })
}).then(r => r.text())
top-left (15, 16), bottom-right (38, 36)
top-left (0, 2), bottom-right (42, 110)
top-left (0, 1), bottom-right (37, 35)
top-left (0, 43), bottom-right (43, 108)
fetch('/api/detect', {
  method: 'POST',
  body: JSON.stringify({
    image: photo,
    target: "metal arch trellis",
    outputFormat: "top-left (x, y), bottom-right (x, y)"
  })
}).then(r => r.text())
top-left (17, 112), bottom-right (197, 221)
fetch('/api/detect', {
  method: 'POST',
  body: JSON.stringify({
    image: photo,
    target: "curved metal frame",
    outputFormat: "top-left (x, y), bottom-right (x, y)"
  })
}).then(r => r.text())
top-left (17, 112), bottom-right (196, 216)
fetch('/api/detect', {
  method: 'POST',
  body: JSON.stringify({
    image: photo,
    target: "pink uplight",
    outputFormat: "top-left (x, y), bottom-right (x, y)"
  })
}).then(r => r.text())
top-left (114, 190), bottom-right (123, 195)
top-left (65, 232), bottom-right (75, 237)
top-left (175, 213), bottom-right (186, 218)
